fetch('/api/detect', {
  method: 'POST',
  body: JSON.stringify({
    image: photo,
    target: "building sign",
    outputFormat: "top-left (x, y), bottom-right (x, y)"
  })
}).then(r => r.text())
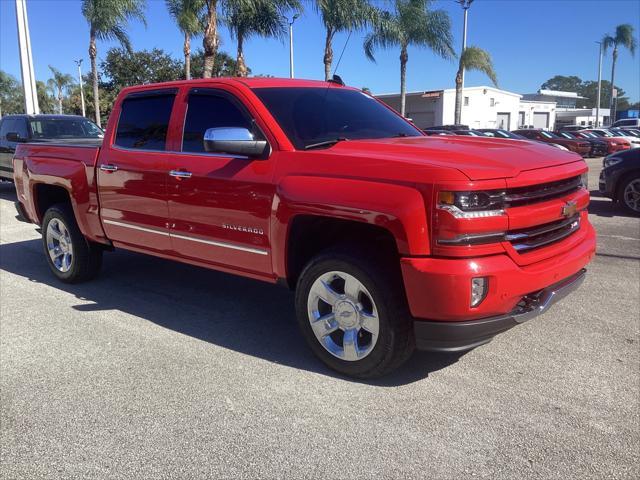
top-left (421, 91), bottom-right (441, 98)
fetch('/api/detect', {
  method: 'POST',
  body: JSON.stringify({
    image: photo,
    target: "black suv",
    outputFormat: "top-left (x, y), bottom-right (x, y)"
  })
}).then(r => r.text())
top-left (599, 148), bottom-right (640, 215)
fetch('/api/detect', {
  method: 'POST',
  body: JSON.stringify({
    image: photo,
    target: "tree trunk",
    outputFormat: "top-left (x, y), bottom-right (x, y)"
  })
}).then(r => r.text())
top-left (323, 29), bottom-right (333, 81)
top-left (184, 31), bottom-right (191, 80)
top-left (58, 88), bottom-right (63, 114)
top-left (400, 46), bottom-right (408, 117)
top-left (89, 32), bottom-right (100, 127)
top-left (609, 47), bottom-right (618, 124)
top-left (454, 65), bottom-right (463, 125)
top-left (202, 0), bottom-right (219, 78)
top-left (236, 35), bottom-right (247, 77)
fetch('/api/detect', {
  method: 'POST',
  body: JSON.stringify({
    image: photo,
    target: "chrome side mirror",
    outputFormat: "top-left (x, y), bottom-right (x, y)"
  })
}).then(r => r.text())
top-left (203, 127), bottom-right (269, 158)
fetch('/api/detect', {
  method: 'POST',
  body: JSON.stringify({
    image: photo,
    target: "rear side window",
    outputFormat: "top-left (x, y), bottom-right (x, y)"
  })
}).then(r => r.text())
top-left (0, 119), bottom-right (15, 140)
top-left (13, 118), bottom-right (29, 139)
top-left (115, 94), bottom-right (175, 150)
top-left (182, 92), bottom-right (252, 153)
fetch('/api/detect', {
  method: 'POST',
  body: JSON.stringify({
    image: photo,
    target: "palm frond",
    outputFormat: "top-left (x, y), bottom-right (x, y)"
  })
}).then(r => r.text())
top-left (460, 46), bottom-right (498, 86)
top-left (615, 23), bottom-right (636, 56)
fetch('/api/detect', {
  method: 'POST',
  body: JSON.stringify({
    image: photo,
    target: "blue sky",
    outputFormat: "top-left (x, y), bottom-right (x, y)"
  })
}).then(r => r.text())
top-left (1, 0), bottom-right (639, 101)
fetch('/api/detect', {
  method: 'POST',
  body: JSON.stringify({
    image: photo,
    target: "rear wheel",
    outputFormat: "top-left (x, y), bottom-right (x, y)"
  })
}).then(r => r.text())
top-left (42, 204), bottom-right (103, 283)
top-left (295, 247), bottom-right (414, 378)
top-left (617, 175), bottom-right (640, 215)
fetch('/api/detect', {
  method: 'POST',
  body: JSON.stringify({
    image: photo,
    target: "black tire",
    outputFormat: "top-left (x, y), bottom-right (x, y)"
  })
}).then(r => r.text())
top-left (41, 203), bottom-right (103, 283)
top-left (295, 246), bottom-right (415, 379)
top-left (616, 174), bottom-right (640, 216)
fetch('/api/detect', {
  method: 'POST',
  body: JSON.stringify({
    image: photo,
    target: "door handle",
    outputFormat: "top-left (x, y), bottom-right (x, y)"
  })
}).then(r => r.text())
top-left (100, 164), bottom-right (118, 172)
top-left (169, 170), bottom-right (192, 179)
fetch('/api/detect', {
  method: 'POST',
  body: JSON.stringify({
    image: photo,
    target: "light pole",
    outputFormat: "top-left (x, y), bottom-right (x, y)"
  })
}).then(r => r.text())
top-left (15, 0), bottom-right (39, 114)
top-left (457, 0), bottom-right (474, 95)
top-left (595, 41), bottom-right (603, 127)
top-left (75, 59), bottom-right (86, 117)
top-left (287, 14), bottom-right (300, 78)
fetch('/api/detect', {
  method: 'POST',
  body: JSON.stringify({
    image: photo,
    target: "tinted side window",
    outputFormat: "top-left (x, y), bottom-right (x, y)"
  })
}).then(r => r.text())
top-left (115, 94), bottom-right (175, 150)
top-left (14, 118), bottom-right (29, 139)
top-left (0, 119), bottom-right (15, 140)
top-left (182, 92), bottom-right (252, 153)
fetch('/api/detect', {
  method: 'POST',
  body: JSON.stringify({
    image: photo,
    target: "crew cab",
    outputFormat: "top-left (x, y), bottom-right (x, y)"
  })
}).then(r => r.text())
top-left (13, 78), bottom-right (596, 378)
top-left (513, 129), bottom-right (591, 157)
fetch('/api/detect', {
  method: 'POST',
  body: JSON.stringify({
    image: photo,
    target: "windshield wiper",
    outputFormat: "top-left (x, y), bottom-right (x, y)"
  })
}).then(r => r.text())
top-left (304, 137), bottom-right (349, 150)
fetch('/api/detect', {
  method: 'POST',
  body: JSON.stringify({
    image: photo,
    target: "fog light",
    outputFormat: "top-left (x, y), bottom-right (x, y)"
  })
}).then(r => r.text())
top-left (471, 277), bottom-right (488, 307)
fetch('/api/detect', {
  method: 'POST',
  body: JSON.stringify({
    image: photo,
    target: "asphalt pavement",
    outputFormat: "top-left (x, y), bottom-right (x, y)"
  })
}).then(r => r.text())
top-left (1, 156), bottom-right (638, 479)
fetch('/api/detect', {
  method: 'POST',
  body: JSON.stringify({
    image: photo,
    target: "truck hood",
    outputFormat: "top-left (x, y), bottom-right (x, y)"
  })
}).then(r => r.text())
top-left (326, 136), bottom-right (582, 181)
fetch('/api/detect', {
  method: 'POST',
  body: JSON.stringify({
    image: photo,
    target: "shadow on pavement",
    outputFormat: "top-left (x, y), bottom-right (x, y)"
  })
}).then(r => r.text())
top-left (588, 190), bottom-right (638, 219)
top-left (0, 236), bottom-right (462, 386)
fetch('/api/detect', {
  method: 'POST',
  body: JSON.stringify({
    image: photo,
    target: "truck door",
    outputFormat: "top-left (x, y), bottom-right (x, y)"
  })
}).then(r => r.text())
top-left (166, 87), bottom-right (275, 276)
top-left (97, 89), bottom-right (177, 253)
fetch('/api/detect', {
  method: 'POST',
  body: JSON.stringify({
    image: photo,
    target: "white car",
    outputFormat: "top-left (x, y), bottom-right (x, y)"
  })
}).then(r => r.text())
top-left (611, 118), bottom-right (640, 128)
top-left (587, 128), bottom-right (640, 148)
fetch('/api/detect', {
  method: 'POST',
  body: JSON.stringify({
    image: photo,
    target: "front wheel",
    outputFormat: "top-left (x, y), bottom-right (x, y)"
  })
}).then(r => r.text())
top-left (617, 175), bottom-right (640, 216)
top-left (42, 203), bottom-right (103, 283)
top-left (295, 248), bottom-right (414, 378)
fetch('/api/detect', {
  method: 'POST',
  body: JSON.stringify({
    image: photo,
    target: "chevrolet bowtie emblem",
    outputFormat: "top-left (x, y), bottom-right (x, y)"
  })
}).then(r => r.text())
top-left (562, 201), bottom-right (578, 218)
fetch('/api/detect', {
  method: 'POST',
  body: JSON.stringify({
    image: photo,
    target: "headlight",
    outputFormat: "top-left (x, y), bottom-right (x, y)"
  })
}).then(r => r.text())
top-left (603, 156), bottom-right (623, 168)
top-left (438, 190), bottom-right (505, 218)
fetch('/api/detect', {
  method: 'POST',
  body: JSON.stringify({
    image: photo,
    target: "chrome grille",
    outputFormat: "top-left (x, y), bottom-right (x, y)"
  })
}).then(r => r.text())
top-left (505, 176), bottom-right (582, 207)
top-left (506, 215), bottom-right (581, 253)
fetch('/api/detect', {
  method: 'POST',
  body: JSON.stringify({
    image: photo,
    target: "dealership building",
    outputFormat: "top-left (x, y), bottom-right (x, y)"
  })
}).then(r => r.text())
top-left (376, 86), bottom-right (559, 130)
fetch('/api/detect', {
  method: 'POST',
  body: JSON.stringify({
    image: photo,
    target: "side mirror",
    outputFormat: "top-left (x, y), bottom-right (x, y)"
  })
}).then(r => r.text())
top-left (6, 132), bottom-right (25, 143)
top-left (203, 127), bottom-right (269, 158)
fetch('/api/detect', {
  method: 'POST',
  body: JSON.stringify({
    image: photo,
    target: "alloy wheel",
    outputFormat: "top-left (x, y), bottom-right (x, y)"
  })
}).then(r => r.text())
top-left (46, 218), bottom-right (74, 272)
top-left (307, 271), bottom-right (380, 361)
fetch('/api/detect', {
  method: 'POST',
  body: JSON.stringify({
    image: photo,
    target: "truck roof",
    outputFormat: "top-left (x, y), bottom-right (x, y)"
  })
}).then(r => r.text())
top-left (118, 77), bottom-right (351, 96)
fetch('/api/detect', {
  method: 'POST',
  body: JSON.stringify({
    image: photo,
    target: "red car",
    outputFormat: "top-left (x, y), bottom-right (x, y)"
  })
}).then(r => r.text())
top-left (576, 130), bottom-right (631, 154)
top-left (13, 78), bottom-right (596, 378)
top-left (513, 129), bottom-right (591, 156)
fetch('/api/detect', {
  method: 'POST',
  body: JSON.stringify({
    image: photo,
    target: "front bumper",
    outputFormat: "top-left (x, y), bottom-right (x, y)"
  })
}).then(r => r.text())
top-left (413, 269), bottom-right (586, 351)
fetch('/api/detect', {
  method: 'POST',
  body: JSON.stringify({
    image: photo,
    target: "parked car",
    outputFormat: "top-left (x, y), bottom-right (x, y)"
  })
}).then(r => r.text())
top-left (424, 124), bottom-right (469, 131)
top-left (513, 129), bottom-right (591, 156)
top-left (450, 129), bottom-right (487, 136)
top-left (558, 125), bottom-right (588, 132)
top-left (611, 118), bottom-right (640, 128)
top-left (422, 129), bottom-right (450, 136)
top-left (478, 128), bottom-right (570, 152)
top-left (574, 131), bottom-right (630, 154)
top-left (13, 78), bottom-right (595, 378)
top-left (585, 128), bottom-right (640, 149)
top-left (612, 128), bottom-right (640, 138)
top-left (0, 114), bottom-right (103, 181)
top-left (599, 148), bottom-right (640, 215)
top-left (554, 131), bottom-right (608, 157)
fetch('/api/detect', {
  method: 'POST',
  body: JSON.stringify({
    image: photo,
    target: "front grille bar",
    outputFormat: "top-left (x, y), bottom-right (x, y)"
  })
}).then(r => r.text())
top-left (505, 176), bottom-right (582, 205)
top-left (508, 215), bottom-right (581, 252)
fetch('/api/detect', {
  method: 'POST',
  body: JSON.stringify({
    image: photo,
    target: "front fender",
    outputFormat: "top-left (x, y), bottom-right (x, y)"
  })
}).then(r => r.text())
top-left (271, 175), bottom-right (431, 277)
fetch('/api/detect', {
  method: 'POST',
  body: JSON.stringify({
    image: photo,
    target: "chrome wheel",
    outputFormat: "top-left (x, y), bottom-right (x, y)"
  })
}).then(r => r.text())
top-left (623, 178), bottom-right (640, 213)
top-left (46, 218), bottom-right (73, 273)
top-left (307, 271), bottom-right (379, 361)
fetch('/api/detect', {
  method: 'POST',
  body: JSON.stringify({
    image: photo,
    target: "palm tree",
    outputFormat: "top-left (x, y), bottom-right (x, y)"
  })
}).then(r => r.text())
top-left (602, 24), bottom-right (636, 121)
top-left (364, 0), bottom-right (454, 117)
top-left (47, 66), bottom-right (74, 114)
top-left (316, 0), bottom-right (377, 81)
top-left (202, 0), bottom-right (220, 78)
top-left (225, 0), bottom-right (300, 77)
top-left (81, 0), bottom-right (146, 127)
top-left (166, 0), bottom-right (205, 80)
top-left (454, 46), bottom-right (497, 125)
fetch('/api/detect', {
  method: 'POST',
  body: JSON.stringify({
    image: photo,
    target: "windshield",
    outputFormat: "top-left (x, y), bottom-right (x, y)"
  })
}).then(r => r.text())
top-left (540, 131), bottom-right (560, 139)
top-left (592, 130), bottom-right (613, 137)
top-left (253, 87), bottom-right (422, 149)
top-left (29, 117), bottom-right (103, 139)
top-left (559, 132), bottom-right (575, 139)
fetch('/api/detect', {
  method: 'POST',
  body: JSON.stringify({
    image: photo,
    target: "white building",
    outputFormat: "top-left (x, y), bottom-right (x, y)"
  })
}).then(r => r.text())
top-left (522, 89), bottom-right (610, 128)
top-left (376, 86), bottom-right (556, 131)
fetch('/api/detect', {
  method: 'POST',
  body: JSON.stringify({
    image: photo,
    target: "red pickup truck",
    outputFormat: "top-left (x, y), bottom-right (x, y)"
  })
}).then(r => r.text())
top-left (13, 78), bottom-right (596, 378)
